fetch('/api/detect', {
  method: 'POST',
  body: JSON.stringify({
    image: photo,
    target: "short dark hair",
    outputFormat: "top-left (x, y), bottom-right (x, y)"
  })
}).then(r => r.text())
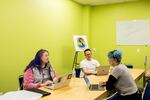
top-left (84, 49), bottom-right (91, 54)
top-left (108, 50), bottom-right (122, 63)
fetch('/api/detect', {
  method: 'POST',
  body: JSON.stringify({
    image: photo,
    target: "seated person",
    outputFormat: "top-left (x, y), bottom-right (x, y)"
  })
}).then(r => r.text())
top-left (23, 49), bottom-right (60, 89)
top-left (100, 50), bottom-right (141, 100)
top-left (80, 49), bottom-right (100, 75)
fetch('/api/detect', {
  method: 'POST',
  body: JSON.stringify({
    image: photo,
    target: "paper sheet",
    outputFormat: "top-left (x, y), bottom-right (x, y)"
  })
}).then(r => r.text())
top-left (0, 90), bottom-right (42, 100)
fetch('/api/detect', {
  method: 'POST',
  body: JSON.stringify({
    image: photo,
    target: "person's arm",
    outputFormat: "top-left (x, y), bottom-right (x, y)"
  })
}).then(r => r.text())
top-left (50, 67), bottom-right (60, 82)
top-left (82, 67), bottom-right (97, 75)
top-left (23, 68), bottom-right (41, 89)
top-left (95, 60), bottom-right (100, 68)
top-left (106, 75), bottom-right (117, 91)
top-left (24, 68), bottom-right (52, 89)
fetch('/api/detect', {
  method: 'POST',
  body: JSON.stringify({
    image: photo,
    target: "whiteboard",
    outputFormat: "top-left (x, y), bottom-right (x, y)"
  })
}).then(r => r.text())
top-left (116, 20), bottom-right (150, 45)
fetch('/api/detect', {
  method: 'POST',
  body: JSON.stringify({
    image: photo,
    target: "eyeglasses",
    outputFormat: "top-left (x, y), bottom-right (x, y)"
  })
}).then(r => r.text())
top-left (85, 53), bottom-right (91, 56)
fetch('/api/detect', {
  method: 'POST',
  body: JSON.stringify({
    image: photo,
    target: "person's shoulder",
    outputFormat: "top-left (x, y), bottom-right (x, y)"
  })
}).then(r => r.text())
top-left (24, 67), bottom-right (33, 76)
top-left (119, 64), bottom-right (127, 68)
top-left (25, 67), bottom-right (32, 72)
top-left (80, 59), bottom-right (87, 63)
top-left (45, 63), bottom-right (51, 69)
top-left (115, 64), bottom-right (126, 71)
top-left (32, 66), bottom-right (37, 70)
top-left (111, 65), bottom-right (122, 74)
top-left (92, 59), bottom-right (99, 63)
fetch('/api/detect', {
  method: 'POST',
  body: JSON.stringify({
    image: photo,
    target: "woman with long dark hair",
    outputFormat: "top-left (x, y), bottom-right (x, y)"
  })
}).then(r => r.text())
top-left (23, 49), bottom-right (59, 89)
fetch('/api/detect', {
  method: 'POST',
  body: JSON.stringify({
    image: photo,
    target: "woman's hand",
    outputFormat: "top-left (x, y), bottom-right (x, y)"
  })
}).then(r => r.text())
top-left (41, 80), bottom-right (53, 86)
top-left (53, 77), bottom-right (61, 83)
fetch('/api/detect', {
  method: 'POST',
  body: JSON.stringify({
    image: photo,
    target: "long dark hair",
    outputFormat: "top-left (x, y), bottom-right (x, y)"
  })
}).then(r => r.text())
top-left (24, 49), bottom-right (49, 72)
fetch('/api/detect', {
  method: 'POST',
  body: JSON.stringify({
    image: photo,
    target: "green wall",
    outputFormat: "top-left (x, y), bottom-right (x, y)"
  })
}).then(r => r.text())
top-left (90, 0), bottom-right (150, 68)
top-left (0, 0), bottom-right (85, 92)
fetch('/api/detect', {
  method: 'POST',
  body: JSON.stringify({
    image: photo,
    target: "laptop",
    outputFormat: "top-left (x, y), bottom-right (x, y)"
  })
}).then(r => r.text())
top-left (83, 75), bottom-right (105, 91)
top-left (97, 66), bottom-right (110, 76)
top-left (45, 73), bottom-right (72, 90)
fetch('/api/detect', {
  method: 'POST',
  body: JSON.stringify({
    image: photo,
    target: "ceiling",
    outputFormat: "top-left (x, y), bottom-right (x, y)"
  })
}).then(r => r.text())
top-left (73, 0), bottom-right (139, 6)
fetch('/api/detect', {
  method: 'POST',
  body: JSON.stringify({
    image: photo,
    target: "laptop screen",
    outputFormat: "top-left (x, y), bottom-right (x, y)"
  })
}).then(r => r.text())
top-left (83, 75), bottom-right (91, 88)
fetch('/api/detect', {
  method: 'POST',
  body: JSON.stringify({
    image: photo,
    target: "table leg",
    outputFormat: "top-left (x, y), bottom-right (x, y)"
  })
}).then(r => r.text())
top-left (143, 72), bottom-right (145, 88)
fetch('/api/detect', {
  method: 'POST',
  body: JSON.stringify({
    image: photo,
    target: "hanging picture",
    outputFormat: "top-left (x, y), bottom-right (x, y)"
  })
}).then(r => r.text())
top-left (73, 35), bottom-right (88, 51)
